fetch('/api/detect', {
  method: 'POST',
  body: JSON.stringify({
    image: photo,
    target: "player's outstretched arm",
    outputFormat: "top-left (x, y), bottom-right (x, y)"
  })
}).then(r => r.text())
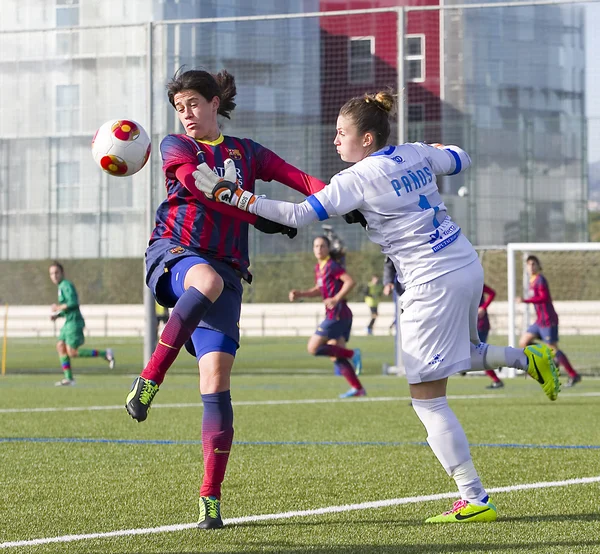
top-left (194, 161), bottom-right (364, 229)
top-left (194, 160), bottom-right (320, 228)
top-left (177, 163), bottom-right (257, 224)
top-left (177, 163), bottom-right (296, 237)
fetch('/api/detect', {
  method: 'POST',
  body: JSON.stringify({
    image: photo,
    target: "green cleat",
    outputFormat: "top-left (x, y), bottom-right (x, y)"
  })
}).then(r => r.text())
top-left (426, 499), bottom-right (497, 523)
top-left (125, 377), bottom-right (159, 422)
top-left (524, 344), bottom-right (561, 401)
top-left (197, 496), bottom-right (224, 529)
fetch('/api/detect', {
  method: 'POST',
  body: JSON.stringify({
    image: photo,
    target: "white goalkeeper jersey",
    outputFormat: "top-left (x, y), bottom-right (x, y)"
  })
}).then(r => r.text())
top-left (307, 142), bottom-right (478, 288)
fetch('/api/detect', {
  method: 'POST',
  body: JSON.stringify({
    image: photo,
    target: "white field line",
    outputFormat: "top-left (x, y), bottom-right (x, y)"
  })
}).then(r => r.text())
top-left (1, 391), bottom-right (599, 414)
top-left (1, 475), bottom-right (599, 549)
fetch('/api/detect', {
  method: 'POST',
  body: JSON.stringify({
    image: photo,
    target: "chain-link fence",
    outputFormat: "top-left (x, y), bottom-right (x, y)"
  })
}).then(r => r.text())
top-left (0, 1), bottom-right (592, 262)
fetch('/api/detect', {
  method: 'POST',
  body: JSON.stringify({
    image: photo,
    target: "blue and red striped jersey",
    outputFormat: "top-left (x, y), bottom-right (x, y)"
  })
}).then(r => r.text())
top-left (314, 258), bottom-right (352, 320)
top-left (150, 133), bottom-right (287, 273)
top-left (524, 274), bottom-right (559, 327)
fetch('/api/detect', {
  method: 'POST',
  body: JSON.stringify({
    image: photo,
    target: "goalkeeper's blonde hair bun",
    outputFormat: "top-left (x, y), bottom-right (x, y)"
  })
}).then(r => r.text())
top-left (365, 91), bottom-right (396, 115)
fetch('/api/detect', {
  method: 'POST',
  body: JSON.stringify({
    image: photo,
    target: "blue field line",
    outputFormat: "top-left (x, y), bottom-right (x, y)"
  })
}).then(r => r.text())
top-left (1, 437), bottom-right (599, 450)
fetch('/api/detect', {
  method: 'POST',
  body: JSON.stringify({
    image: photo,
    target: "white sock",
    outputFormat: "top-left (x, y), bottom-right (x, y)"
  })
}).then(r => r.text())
top-left (451, 459), bottom-right (488, 505)
top-left (469, 343), bottom-right (528, 371)
top-left (502, 346), bottom-right (528, 370)
top-left (469, 342), bottom-right (487, 370)
top-left (412, 397), bottom-right (487, 503)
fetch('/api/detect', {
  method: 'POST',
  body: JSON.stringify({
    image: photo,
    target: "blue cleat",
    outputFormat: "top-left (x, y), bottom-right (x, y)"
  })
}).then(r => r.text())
top-left (339, 387), bottom-right (366, 399)
top-left (352, 348), bottom-right (363, 375)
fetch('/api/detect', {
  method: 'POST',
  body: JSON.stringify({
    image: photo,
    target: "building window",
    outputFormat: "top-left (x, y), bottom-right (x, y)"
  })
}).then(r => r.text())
top-left (405, 35), bottom-right (425, 82)
top-left (56, 31), bottom-right (79, 55)
top-left (348, 36), bottom-right (374, 84)
top-left (56, 85), bottom-right (80, 133)
top-left (57, 162), bottom-right (80, 210)
top-left (56, 0), bottom-right (80, 27)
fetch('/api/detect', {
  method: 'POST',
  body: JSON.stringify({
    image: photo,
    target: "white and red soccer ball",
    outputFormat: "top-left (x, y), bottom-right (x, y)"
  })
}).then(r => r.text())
top-left (92, 119), bottom-right (151, 177)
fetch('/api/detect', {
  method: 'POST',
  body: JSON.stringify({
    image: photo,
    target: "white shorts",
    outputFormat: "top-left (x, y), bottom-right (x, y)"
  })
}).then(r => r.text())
top-left (399, 259), bottom-right (484, 384)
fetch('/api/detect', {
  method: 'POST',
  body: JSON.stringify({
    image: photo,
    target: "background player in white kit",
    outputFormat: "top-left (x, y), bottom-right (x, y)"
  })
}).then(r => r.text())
top-left (193, 90), bottom-right (561, 523)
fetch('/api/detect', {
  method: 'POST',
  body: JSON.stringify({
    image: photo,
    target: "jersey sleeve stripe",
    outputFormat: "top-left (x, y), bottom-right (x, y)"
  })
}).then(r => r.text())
top-left (446, 148), bottom-right (462, 175)
top-left (306, 195), bottom-right (329, 221)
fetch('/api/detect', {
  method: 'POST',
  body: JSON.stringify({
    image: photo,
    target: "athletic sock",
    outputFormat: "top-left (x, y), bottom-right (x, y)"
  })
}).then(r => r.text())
top-left (200, 391), bottom-right (234, 500)
top-left (555, 350), bottom-right (577, 377)
top-left (475, 344), bottom-right (527, 370)
top-left (337, 358), bottom-right (362, 389)
top-left (78, 348), bottom-right (105, 358)
top-left (485, 370), bottom-right (501, 382)
top-left (141, 287), bottom-right (213, 385)
top-left (60, 355), bottom-right (72, 380)
top-left (412, 397), bottom-right (487, 504)
top-left (315, 344), bottom-right (354, 359)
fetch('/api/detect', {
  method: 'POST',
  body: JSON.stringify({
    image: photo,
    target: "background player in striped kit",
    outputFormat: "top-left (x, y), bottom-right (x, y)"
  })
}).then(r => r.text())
top-left (125, 69), bottom-right (327, 529)
top-left (289, 235), bottom-right (364, 398)
top-left (195, 89), bottom-right (561, 524)
top-left (517, 255), bottom-right (582, 387)
top-left (478, 283), bottom-right (504, 389)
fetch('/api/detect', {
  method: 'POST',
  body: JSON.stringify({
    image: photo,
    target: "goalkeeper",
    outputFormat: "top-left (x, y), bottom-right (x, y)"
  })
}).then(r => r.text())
top-left (124, 68), bottom-right (328, 530)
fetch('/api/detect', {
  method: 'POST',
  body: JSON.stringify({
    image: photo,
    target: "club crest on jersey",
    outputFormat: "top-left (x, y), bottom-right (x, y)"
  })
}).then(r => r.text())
top-left (227, 148), bottom-right (242, 160)
top-left (169, 246), bottom-right (185, 255)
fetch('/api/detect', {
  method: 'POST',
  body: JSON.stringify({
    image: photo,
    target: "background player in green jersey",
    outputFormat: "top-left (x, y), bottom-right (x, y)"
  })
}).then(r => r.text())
top-left (49, 262), bottom-right (115, 386)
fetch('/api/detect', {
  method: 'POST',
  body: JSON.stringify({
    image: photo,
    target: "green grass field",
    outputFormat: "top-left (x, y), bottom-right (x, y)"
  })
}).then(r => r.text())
top-left (1, 337), bottom-right (599, 553)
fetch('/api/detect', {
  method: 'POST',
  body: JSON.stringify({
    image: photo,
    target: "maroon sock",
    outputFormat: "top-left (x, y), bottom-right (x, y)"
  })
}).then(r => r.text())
top-left (555, 350), bottom-right (577, 378)
top-left (485, 370), bottom-right (501, 382)
top-left (141, 287), bottom-right (213, 385)
top-left (315, 344), bottom-right (354, 359)
top-left (200, 392), bottom-right (234, 499)
top-left (338, 359), bottom-right (363, 389)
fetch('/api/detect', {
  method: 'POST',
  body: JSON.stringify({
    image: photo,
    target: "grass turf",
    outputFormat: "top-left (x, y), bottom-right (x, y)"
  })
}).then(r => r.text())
top-left (0, 336), bottom-right (599, 553)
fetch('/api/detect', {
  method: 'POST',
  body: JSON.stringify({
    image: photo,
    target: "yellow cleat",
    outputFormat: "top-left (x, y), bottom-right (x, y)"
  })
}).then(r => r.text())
top-left (524, 344), bottom-right (561, 401)
top-left (426, 499), bottom-right (497, 523)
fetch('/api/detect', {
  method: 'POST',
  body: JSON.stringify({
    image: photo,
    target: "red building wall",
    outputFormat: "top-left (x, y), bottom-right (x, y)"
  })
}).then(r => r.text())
top-left (319, 0), bottom-right (441, 146)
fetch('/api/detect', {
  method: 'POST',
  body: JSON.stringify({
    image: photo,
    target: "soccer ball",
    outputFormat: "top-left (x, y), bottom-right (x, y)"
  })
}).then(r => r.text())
top-left (91, 119), bottom-right (151, 177)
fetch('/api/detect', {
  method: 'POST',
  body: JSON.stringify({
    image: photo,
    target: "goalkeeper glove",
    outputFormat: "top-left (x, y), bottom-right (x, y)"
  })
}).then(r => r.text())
top-left (254, 216), bottom-right (297, 239)
top-left (342, 209), bottom-right (367, 228)
top-left (193, 158), bottom-right (256, 211)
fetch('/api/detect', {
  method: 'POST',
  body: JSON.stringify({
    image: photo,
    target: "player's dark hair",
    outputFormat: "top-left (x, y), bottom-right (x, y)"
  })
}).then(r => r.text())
top-left (50, 261), bottom-right (64, 273)
top-left (167, 68), bottom-right (237, 119)
top-left (314, 235), bottom-right (331, 249)
top-left (526, 255), bottom-right (542, 268)
top-left (339, 90), bottom-right (396, 149)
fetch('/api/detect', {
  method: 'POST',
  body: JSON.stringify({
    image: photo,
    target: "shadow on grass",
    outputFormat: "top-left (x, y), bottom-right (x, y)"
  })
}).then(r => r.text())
top-left (235, 511), bottom-right (600, 529)
top-left (118, 538), bottom-right (600, 554)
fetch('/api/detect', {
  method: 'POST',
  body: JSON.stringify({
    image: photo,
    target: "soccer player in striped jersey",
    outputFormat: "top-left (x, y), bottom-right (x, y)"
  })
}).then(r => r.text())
top-left (49, 262), bottom-right (114, 386)
top-left (517, 255), bottom-right (581, 387)
top-left (289, 235), bottom-right (364, 398)
top-left (478, 284), bottom-right (504, 389)
top-left (124, 69), bottom-right (326, 529)
top-left (195, 89), bottom-right (562, 524)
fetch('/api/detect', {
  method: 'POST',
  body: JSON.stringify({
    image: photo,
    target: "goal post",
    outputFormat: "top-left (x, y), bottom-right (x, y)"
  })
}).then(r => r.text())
top-left (386, 242), bottom-right (600, 378)
top-left (507, 242), bottom-right (600, 377)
